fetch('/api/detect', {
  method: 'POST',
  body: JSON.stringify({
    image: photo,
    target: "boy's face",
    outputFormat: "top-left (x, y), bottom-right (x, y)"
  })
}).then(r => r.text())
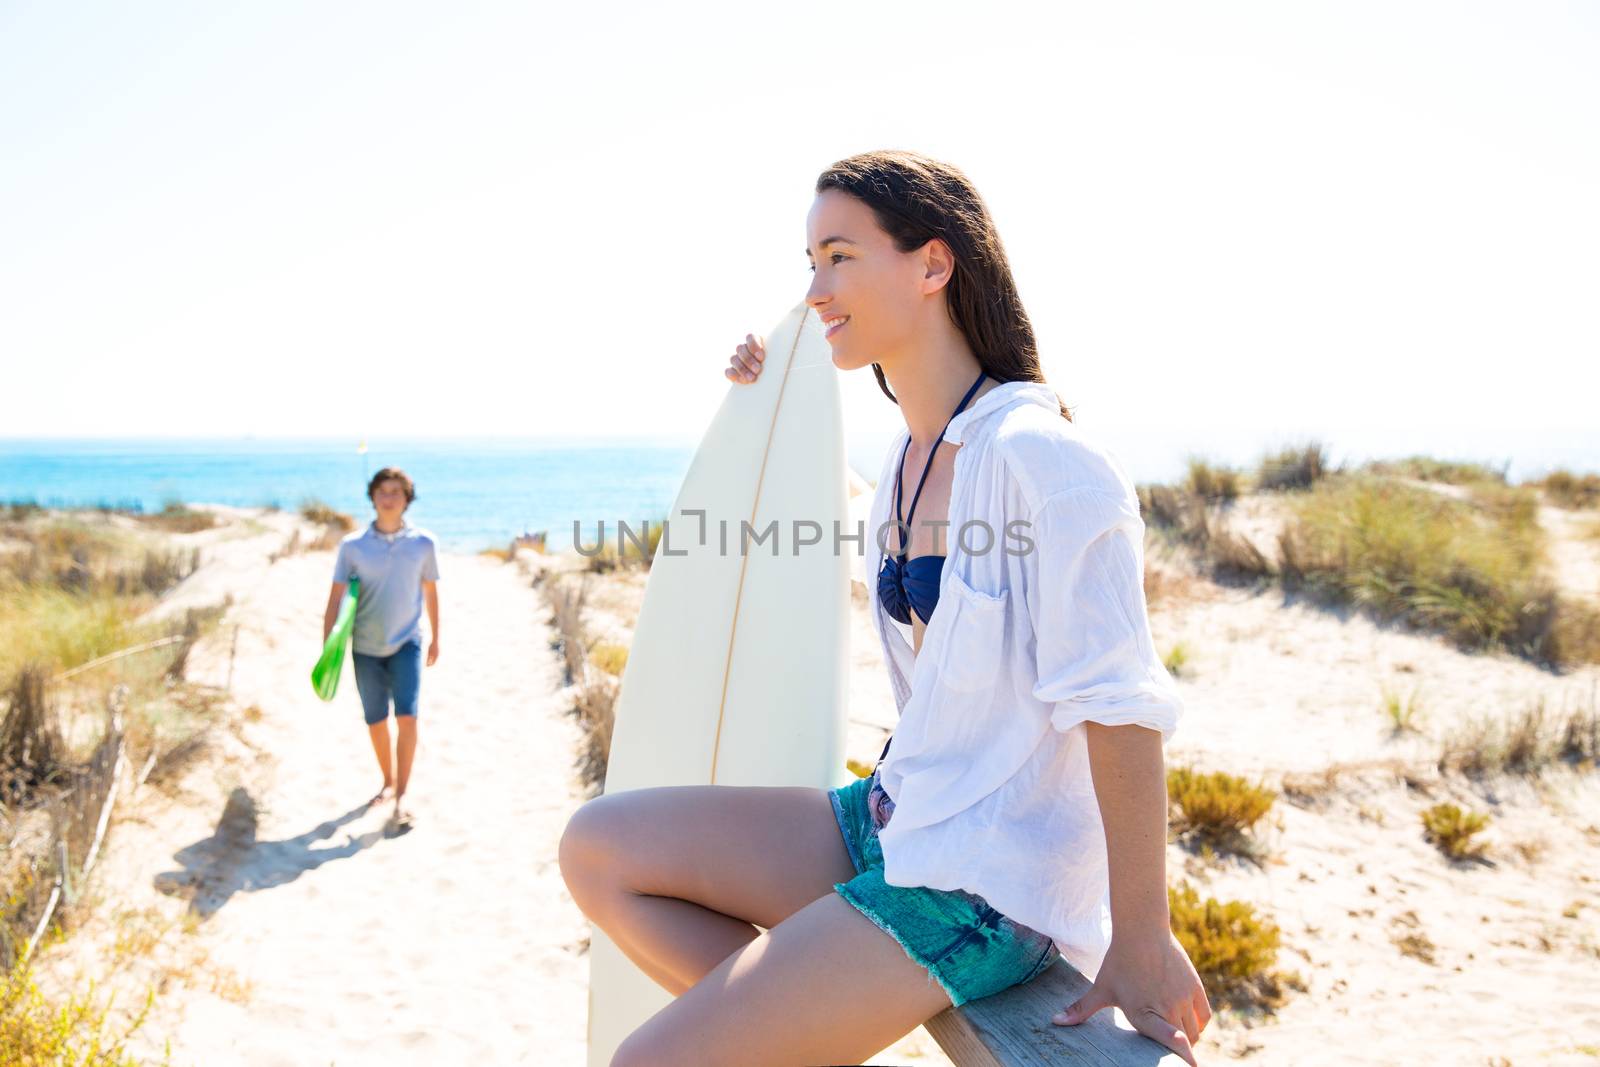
top-left (371, 478), bottom-right (409, 520)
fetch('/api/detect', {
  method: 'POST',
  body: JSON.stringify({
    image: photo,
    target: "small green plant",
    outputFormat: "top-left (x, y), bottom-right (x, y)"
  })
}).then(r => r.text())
top-left (1421, 802), bottom-right (1490, 860)
top-left (1167, 881), bottom-right (1297, 1010)
top-left (1162, 642), bottom-right (1190, 676)
top-left (1381, 685), bottom-right (1425, 734)
top-left (1167, 767), bottom-right (1276, 851)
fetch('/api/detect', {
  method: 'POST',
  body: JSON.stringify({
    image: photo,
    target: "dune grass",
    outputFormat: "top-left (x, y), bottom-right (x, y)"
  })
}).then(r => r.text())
top-left (1277, 473), bottom-right (1600, 665)
top-left (1255, 442), bottom-right (1330, 493)
top-left (1183, 458), bottom-right (1240, 502)
top-left (539, 573), bottom-right (615, 791)
top-left (1534, 469), bottom-right (1600, 510)
top-left (582, 518), bottom-right (667, 574)
top-left (1149, 453), bottom-right (1600, 667)
top-left (0, 519), bottom-right (201, 684)
top-left (1437, 697), bottom-right (1600, 777)
top-left (1360, 456), bottom-right (1509, 485)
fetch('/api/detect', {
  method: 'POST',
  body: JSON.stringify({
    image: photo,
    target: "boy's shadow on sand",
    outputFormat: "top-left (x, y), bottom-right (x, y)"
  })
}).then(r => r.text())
top-left (154, 787), bottom-right (395, 918)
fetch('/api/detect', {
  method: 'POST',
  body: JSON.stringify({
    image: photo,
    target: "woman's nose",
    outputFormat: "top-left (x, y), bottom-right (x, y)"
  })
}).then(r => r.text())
top-left (805, 274), bottom-right (830, 311)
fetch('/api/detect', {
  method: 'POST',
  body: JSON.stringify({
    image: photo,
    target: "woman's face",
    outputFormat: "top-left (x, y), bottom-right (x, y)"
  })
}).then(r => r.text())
top-left (804, 188), bottom-right (931, 372)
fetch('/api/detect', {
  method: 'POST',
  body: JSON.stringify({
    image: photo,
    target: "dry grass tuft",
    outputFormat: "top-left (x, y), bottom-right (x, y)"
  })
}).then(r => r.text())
top-left (0, 664), bottom-right (66, 803)
top-left (543, 575), bottom-right (616, 791)
top-left (298, 500), bottom-right (355, 532)
top-left (133, 500), bottom-right (217, 534)
top-left (1256, 442), bottom-right (1330, 492)
top-left (1438, 697), bottom-right (1600, 777)
top-left (1534, 469), bottom-right (1600, 510)
top-left (581, 519), bottom-right (666, 574)
top-left (1183, 459), bottom-right (1241, 503)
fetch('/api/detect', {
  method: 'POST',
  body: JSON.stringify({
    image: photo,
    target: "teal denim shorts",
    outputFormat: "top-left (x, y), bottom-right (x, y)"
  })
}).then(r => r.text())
top-left (827, 767), bottom-right (1061, 1007)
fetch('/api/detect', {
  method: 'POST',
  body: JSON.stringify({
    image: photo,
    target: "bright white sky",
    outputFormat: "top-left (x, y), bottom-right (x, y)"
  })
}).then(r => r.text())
top-left (2, 1), bottom-right (1596, 452)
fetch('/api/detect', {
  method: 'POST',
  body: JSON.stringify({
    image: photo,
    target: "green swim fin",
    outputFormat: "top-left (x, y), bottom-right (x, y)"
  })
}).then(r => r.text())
top-left (311, 577), bottom-right (360, 701)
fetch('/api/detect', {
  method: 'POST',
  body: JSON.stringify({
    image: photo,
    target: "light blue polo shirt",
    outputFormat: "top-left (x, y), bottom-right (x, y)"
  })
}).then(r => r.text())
top-left (331, 521), bottom-right (441, 657)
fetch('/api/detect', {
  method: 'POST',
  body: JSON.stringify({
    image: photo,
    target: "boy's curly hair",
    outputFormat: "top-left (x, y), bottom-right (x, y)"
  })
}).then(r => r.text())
top-left (367, 467), bottom-right (416, 506)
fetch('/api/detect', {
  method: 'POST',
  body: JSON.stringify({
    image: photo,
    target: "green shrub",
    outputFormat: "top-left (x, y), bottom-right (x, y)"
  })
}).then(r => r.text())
top-left (1168, 882), bottom-right (1296, 1010)
top-left (1167, 767), bottom-right (1276, 850)
top-left (0, 955), bottom-right (157, 1066)
top-left (1421, 802), bottom-right (1489, 860)
top-left (1162, 643), bottom-right (1190, 676)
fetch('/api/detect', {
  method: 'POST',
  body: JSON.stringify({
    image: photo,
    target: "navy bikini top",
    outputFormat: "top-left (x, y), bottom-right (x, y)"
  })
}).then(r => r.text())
top-left (876, 369), bottom-right (988, 628)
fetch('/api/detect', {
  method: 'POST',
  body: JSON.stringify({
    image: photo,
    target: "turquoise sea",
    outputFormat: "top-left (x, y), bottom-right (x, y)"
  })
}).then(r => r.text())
top-left (1, 429), bottom-right (1594, 552)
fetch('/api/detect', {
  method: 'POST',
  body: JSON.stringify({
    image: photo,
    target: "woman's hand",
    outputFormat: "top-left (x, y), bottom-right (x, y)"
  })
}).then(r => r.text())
top-left (1051, 929), bottom-right (1211, 1065)
top-left (724, 333), bottom-right (765, 384)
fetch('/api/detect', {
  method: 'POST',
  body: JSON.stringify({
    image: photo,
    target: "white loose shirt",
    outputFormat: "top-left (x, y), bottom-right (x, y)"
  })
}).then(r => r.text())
top-left (866, 380), bottom-right (1184, 979)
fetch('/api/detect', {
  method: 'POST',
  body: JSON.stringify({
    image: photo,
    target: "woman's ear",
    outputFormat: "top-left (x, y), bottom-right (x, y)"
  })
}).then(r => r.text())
top-left (919, 238), bottom-right (956, 295)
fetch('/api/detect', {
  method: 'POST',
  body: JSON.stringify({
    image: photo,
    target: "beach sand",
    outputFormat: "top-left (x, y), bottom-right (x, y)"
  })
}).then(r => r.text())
top-left (33, 510), bottom-right (590, 1065)
top-left (24, 496), bottom-right (1600, 1065)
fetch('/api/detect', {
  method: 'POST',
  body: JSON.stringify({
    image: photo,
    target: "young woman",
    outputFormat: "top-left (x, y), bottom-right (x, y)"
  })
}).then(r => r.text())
top-left (559, 150), bottom-right (1209, 1066)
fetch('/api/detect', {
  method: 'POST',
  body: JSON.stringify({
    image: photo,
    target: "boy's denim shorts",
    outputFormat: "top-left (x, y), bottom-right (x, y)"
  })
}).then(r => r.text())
top-left (826, 766), bottom-right (1061, 1007)
top-left (351, 640), bottom-right (422, 726)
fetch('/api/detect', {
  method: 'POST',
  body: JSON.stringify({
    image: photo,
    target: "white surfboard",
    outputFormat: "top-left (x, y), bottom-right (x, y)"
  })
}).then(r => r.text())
top-left (586, 302), bottom-right (853, 1066)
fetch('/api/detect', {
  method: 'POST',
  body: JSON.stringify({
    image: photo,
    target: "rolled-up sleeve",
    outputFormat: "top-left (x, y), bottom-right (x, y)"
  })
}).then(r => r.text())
top-left (1021, 487), bottom-right (1183, 743)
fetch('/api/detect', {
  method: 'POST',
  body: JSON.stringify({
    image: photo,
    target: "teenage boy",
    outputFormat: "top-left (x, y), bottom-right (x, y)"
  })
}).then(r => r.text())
top-left (324, 467), bottom-right (440, 828)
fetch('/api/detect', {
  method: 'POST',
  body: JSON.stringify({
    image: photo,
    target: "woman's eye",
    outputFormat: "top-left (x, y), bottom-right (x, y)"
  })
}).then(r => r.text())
top-left (832, 253), bottom-right (847, 264)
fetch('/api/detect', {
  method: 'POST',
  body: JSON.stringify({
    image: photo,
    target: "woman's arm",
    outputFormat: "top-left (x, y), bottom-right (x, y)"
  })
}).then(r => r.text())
top-left (1084, 722), bottom-right (1169, 941)
top-left (1012, 480), bottom-right (1209, 1059)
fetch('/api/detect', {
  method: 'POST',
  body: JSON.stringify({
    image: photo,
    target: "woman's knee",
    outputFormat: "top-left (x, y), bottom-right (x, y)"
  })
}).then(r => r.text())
top-left (558, 795), bottom-right (622, 904)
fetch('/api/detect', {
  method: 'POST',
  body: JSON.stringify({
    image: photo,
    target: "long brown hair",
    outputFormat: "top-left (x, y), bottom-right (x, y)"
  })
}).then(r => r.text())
top-left (815, 150), bottom-right (1072, 422)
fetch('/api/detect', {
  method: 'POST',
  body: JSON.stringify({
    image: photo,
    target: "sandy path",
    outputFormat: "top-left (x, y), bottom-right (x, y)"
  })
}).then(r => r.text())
top-left (115, 539), bottom-right (590, 1065)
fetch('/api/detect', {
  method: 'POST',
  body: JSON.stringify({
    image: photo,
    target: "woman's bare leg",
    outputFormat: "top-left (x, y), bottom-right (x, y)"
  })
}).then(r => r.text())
top-left (558, 784), bottom-right (859, 995)
top-left (611, 891), bottom-right (954, 1067)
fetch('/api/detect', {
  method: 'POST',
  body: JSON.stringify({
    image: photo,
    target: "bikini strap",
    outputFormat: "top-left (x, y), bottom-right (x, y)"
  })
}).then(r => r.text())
top-left (893, 369), bottom-right (989, 561)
